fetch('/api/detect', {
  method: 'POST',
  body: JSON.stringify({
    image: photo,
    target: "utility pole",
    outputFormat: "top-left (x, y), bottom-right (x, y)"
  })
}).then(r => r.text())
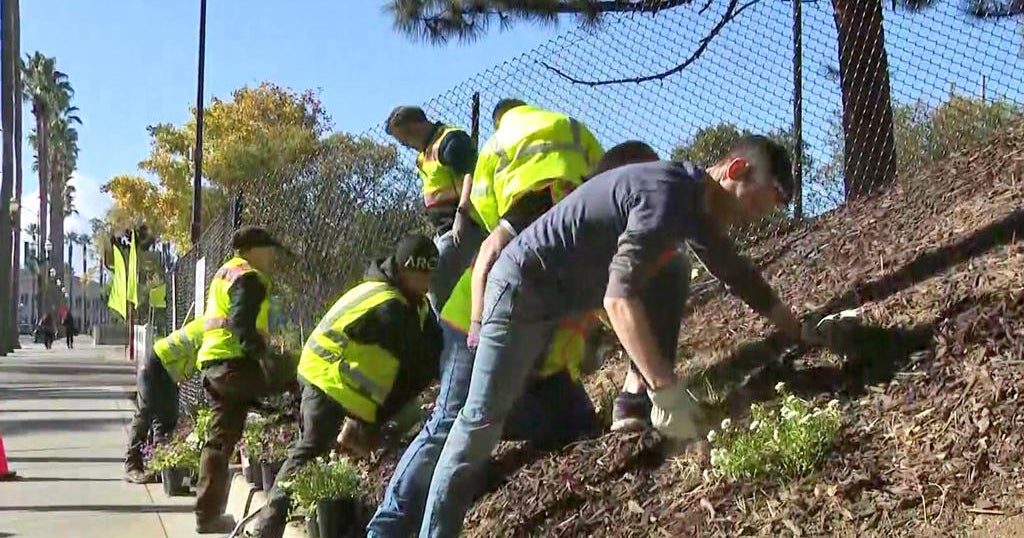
top-left (791, 0), bottom-right (804, 219)
top-left (191, 0), bottom-right (208, 245)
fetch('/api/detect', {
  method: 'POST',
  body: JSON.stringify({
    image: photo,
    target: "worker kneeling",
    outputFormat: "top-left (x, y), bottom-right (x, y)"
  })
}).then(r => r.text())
top-left (250, 233), bottom-right (445, 538)
top-left (124, 318), bottom-right (205, 483)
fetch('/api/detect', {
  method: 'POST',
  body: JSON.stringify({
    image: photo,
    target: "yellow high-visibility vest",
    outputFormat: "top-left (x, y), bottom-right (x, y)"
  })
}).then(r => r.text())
top-left (153, 318), bottom-right (205, 383)
top-left (470, 105), bottom-right (604, 232)
top-left (297, 280), bottom-right (430, 423)
top-left (416, 125), bottom-right (466, 209)
top-left (196, 257), bottom-right (271, 369)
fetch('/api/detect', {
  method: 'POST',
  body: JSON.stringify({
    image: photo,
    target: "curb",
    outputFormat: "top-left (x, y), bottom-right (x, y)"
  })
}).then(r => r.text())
top-left (225, 471), bottom-right (307, 538)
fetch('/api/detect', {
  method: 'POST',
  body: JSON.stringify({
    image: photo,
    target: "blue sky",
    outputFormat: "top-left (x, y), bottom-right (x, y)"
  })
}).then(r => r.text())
top-left (16, 0), bottom-right (1023, 241)
top-left (16, 0), bottom-right (562, 237)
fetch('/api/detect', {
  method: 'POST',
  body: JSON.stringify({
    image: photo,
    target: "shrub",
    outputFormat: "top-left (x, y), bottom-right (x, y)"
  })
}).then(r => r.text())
top-left (706, 382), bottom-right (842, 481)
top-left (147, 438), bottom-right (201, 473)
top-left (279, 456), bottom-right (362, 519)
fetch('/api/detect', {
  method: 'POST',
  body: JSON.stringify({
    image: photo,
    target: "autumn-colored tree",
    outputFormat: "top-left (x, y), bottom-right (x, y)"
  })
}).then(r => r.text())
top-left (103, 82), bottom-right (330, 248)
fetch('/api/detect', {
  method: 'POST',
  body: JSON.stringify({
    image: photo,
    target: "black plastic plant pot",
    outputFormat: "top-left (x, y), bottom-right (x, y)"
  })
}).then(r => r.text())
top-left (161, 467), bottom-right (190, 496)
top-left (316, 498), bottom-right (364, 538)
top-left (305, 512), bottom-right (320, 538)
top-left (260, 460), bottom-right (284, 490)
top-left (251, 460), bottom-right (264, 490)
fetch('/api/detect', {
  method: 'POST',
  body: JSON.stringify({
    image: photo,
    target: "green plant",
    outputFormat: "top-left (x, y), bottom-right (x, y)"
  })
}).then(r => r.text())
top-left (146, 438), bottom-right (201, 473)
top-left (279, 456), bottom-right (362, 518)
top-left (259, 418), bottom-right (297, 463)
top-left (242, 415), bottom-right (267, 460)
top-left (185, 404), bottom-right (214, 450)
top-left (706, 383), bottom-right (842, 482)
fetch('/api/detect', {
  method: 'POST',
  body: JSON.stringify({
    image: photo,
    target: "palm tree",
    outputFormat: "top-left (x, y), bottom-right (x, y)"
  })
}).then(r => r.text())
top-left (9, 0), bottom-right (23, 350)
top-left (22, 52), bottom-right (73, 315)
top-left (1, 0), bottom-right (16, 353)
top-left (46, 109), bottom-right (81, 306)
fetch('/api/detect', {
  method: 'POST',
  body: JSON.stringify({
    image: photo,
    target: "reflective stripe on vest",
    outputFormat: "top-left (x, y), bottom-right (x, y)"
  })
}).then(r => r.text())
top-left (297, 281), bottom-right (407, 423)
top-left (196, 257), bottom-right (271, 369)
top-left (416, 125), bottom-right (464, 208)
top-left (470, 106), bottom-right (601, 231)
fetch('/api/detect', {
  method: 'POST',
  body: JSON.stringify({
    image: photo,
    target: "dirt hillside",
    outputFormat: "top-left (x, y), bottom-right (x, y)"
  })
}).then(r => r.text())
top-left (362, 121), bottom-right (1024, 537)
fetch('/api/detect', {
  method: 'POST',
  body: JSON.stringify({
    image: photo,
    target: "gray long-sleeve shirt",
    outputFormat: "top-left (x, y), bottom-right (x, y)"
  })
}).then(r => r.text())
top-left (501, 160), bottom-right (779, 321)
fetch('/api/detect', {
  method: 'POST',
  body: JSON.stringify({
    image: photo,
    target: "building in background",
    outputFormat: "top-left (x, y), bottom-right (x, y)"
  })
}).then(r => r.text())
top-left (16, 268), bottom-right (106, 332)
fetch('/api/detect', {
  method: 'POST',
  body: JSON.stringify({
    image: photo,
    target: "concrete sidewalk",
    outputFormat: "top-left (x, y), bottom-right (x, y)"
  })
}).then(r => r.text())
top-left (0, 336), bottom-right (203, 538)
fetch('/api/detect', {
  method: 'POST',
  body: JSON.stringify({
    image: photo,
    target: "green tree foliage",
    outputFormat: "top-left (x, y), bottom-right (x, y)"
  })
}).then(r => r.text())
top-left (104, 82), bottom-right (330, 248)
top-left (821, 92), bottom-right (1022, 187)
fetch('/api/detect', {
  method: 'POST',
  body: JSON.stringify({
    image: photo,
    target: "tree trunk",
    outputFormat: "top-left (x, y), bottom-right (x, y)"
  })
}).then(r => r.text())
top-left (832, 0), bottom-right (898, 199)
top-left (36, 110), bottom-right (50, 319)
top-left (1, 0), bottom-right (16, 354)
top-left (10, 0), bottom-right (22, 349)
top-left (49, 154), bottom-right (64, 313)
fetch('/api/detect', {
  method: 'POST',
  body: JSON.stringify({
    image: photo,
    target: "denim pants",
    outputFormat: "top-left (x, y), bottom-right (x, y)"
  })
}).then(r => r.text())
top-left (417, 255), bottom-right (690, 537)
top-left (367, 322), bottom-right (599, 537)
top-left (428, 223), bottom-right (485, 315)
top-left (417, 259), bottom-right (559, 537)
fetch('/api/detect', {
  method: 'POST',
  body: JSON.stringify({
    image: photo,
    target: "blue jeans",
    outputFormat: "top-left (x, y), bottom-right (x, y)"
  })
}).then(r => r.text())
top-left (417, 259), bottom-right (561, 538)
top-left (368, 318), bottom-right (598, 537)
top-left (428, 224), bottom-right (484, 316)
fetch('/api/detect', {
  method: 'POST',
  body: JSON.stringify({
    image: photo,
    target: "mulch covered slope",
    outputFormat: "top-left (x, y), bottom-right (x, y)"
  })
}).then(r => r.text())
top-left (362, 122), bottom-right (1024, 537)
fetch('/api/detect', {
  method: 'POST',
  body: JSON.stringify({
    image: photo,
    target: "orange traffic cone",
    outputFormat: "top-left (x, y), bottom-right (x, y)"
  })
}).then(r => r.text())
top-left (0, 427), bottom-right (18, 481)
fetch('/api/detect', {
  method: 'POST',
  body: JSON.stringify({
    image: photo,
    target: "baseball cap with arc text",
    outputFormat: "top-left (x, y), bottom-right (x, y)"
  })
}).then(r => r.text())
top-left (394, 233), bottom-right (439, 273)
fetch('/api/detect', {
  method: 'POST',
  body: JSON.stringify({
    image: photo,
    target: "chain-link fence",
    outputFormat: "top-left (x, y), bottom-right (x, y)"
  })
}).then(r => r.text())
top-left (169, 1), bottom-right (1023, 416)
top-left (170, 197), bottom-right (241, 416)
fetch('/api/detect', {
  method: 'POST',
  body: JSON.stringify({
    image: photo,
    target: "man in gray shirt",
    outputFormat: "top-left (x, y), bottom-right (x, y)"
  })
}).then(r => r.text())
top-left (417, 135), bottom-right (819, 537)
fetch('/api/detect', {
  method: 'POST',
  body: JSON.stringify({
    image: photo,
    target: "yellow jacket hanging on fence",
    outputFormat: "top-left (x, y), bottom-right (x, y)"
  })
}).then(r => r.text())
top-left (470, 104), bottom-right (604, 232)
top-left (417, 125), bottom-right (466, 209)
top-left (154, 318), bottom-right (206, 383)
top-left (196, 257), bottom-right (271, 369)
top-left (297, 261), bottom-right (442, 424)
top-left (440, 273), bottom-right (602, 382)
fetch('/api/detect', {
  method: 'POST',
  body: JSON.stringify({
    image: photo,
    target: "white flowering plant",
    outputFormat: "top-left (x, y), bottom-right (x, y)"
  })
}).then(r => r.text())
top-left (279, 455), bottom-right (362, 519)
top-left (706, 382), bottom-right (842, 481)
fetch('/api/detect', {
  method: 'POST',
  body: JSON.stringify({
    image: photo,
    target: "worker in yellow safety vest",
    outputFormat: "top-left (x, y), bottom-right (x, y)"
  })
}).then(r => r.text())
top-left (194, 225), bottom-right (290, 535)
top-left (386, 106), bottom-right (485, 313)
top-left (250, 233), bottom-right (444, 538)
top-left (367, 101), bottom-right (611, 537)
top-left (124, 317), bottom-right (206, 484)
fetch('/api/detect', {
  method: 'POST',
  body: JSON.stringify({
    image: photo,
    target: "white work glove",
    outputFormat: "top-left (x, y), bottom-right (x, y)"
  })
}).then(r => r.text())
top-left (649, 380), bottom-right (701, 441)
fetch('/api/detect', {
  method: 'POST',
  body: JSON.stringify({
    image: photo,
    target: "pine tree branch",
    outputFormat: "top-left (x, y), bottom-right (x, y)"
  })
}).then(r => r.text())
top-left (968, 0), bottom-right (1023, 17)
top-left (540, 0), bottom-right (762, 86)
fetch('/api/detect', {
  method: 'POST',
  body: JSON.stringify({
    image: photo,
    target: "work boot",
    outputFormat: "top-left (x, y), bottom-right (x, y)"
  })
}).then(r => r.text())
top-left (195, 514), bottom-right (237, 534)
top-left (610, 391), bottom-right (652, 433)
top-left (124, 467), bottom-right (150, 484)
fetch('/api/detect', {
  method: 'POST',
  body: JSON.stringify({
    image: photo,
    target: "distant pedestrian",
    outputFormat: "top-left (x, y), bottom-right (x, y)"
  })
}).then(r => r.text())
top-left (37, 313), bottom-right (55, 349)
top-left (62, 312), bottom-right (76, 349)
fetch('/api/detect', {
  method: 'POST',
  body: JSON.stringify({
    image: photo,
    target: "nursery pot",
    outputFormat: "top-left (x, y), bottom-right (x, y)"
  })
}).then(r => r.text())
top-left (316, 498), bottom-right (364, 538)
top-left (161, 468), bottom-right (190, 496)
top-left (305, 512), bottom-right (320, 538)
top-left (260, 460), bottom-right (284, 490)
top-left (251, 460), bottom-right (264, 490)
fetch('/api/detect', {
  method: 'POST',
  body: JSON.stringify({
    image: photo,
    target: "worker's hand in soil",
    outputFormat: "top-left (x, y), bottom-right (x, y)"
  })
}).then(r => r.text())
top-left (649, 379), bottom-right (701, 441)
top-left (767, 302), bottom-right (804, 344)
top-left (336, 418), bottom-right (374, 459)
